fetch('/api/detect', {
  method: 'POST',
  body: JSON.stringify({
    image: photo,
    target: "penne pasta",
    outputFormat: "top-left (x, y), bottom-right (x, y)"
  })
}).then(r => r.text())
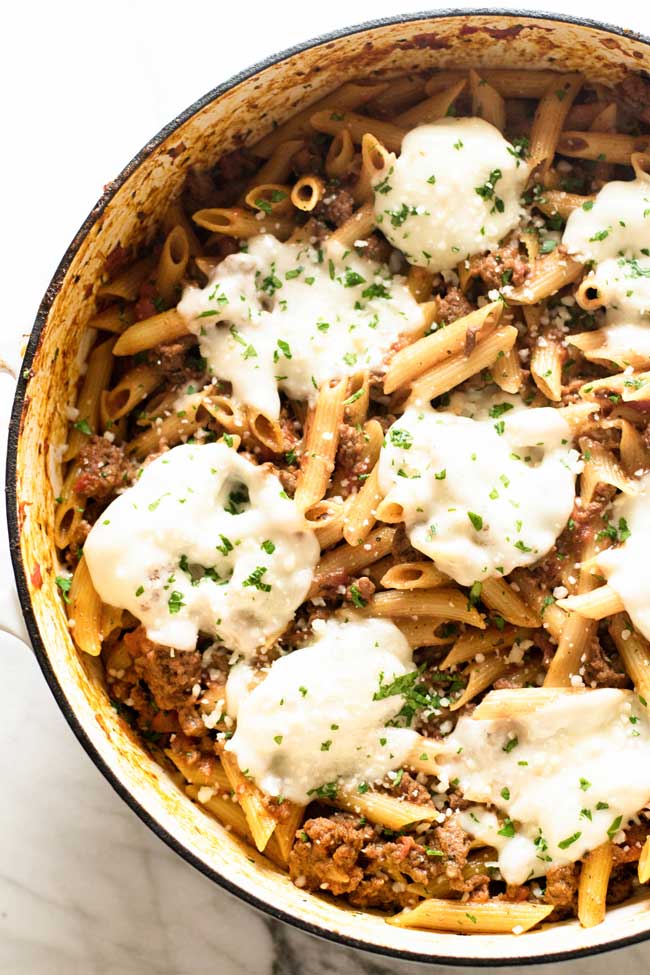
top-left (220, 751), bottom-right (277, 852)
top-left (528, 74), bottom-right (583, 174)
top-left (578, 843), bottom-right (613, 928)
top-left (388, 899), bottom-right (553, 933)
top-left (68, 557), bottom-right (103, 657)
top-left (113, 308), bottom-right (188, 357)
top-left (294, 378), bottom-right (347, 510)
top-left (356, 588), bottom-right (486, 629)
top-left (557, 131), bottom-right (650, 165)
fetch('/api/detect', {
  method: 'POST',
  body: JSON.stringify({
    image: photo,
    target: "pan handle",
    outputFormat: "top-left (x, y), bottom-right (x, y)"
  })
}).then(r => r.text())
top-left (1, 358), bottom-right (31, 650)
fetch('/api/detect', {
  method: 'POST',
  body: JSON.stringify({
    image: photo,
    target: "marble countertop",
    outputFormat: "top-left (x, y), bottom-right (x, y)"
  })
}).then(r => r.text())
top-left (3, 2), bottom-right (650, 972)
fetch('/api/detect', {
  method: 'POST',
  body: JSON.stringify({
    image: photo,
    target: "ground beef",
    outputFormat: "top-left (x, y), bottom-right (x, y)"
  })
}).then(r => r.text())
top-left (134, 276), bottom-right (160, 321)
top-left (315, 185), bottom-right (355, 227)
top-left (614, 74), bottom-right (650, 127)
top-left (472, 236), bottom-right (529, 290)
top-left (129, 628), bottom-right (202, 710)
top-left (169, 732), bottom-right (223, 782)
top-left (386, 770), bottom-right (431, 805)
top-left (148, 335), bottom-right (202, 382)
top-left (544, 864), bottom-right (578, 913)
top-left (583, 631), bottom-right (629, 688)
top-left (335, 423), bottom-right (372, 495)
top-left (437, 287), bottom-right (474, 325)
top-left (184, 166), bottom-right (219, 212)
top-left (213, 147), bottom-right (259, 186)
top-left (289, 813), bottom-right (375, 895)
top-left (362, 233), bottom-right (393, 264)
top-left (350, 834), bottom-right (439, 909)
top-left (433, 816), bottom-right (472, 889)
top-left (344, 576), bottom-right (375, 606)
top-left (607, 865), bottom-right (636, 905)
top-left (614, 822), bottom-right (650, 866)
top-left (73, 436), bottom-right (133, 500)
top-left (177, 706), bottom-right (209, 737)
top-left (66, 518), bottom-right (92, 564)
top-left (391, 524), bottom-right (421, 564)
top-left (291, 139), bottom-right (326, 177)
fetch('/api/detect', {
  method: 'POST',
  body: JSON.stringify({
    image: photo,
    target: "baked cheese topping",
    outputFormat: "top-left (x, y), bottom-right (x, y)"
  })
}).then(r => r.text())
top-left (84, 442), bottom-right (319, 655)
top-left (178, 234), bottom-right (424, 420)
top-left (225, 618), bottom-right (419, 803)
top-left (563, 178), bottom-right (650, 354)
top-left (596, 472), bottom-right (650, 640)
top-left (377, 396), bottom-right (579, 586)
top-left (373, 117), bottom-right (529, 273)
top-left (438, 690), bottom-right (650, 885)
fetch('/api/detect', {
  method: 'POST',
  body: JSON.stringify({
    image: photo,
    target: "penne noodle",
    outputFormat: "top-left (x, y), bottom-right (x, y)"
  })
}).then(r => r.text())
top-left (531, 332), bottom-right (564, 401)
top-left (245, 183), bottom-right (293, 216)
top-left (220, 752), bottom-right (277, 852)
top-left (113, 308), bottom-right (188, 357)
top-left (156, 225), bottom-right (190, 306)
top-left (193, 206), bottom-right (293, 240)
top-left (380, 561), bottom-right (448, 591)
top-left (558, 131), bottom-right (650, 165)
top-left (343, 464), bottom-right (383, 546)
top-left (578, 843), bottom-right (613, 928)
top-left (64, 336), bottom-right (116, 461)
top-left (335, 790), bottom-right (438, 829)
top-left (440, 626), bottom-right (529, 671)
top-left (290, 175), bottom-right (325, 212)
top-left (294, 378), bottom-right (348, 510)
top-left (384, 301), bottom-right (503, 394)
top-left (308, 526), bottom-right (396, 598)
top-left (507, 250), bottom-right (583, 304)
top-left (356, 588), bottom-right (486, 629)
top-left (528, 74), bottom-right (583, 174)
top-left (396, 618), bottom-right (455, 649)
top-left (557, 585), bottom-right (625, 621)
top-left (245, 140), bottom-right (304, 189)
top-left (247, 409), bottom-right (285, 453)
top-left (162, 200), bottom-right (203, 257)
top-left (472, 686), bottom-right (590, 721)
top-left (325, 201), bottom-right (375, 255)
top-left (469, 70), bottom-right (505, 132)
top-left (325, 128), bottom-right (356, 179)
top-left (479, 577), bottom-right (541, 628)
top-left (354, 133), bottom-right (392, 204)
top-left (310, 109), bottom-right (406, 153)
top-left (87, 303), bottom-right (135, 335)
top-left (253, 81), bottom-right (388, 157)
top-left (406, 266), bottom-right (434, 303)
top-left (450, 654), bottom-right (515, 711)
top-left (638, 836), bottom-right (650, 884)
top-left (68, 557), bottom-right (102, 657)
top-left (426, 69), bottom-right (572, 100)
top-left (388, 899), bottom-right (553, 933)
top-left (609, 614), bottom-right (650, 704)
top-left (395, 79), bottom-right (466, 129)
top-left (97, 255), bottom-right (156, 301)
top-left (492, 346), bottom-right (524, 394)
top-left (407, 325), bottom-right (518, 407)
top-left (535, 189), bottom-right (596, 220)
top-left (102, 365), bottom-right (162, 422)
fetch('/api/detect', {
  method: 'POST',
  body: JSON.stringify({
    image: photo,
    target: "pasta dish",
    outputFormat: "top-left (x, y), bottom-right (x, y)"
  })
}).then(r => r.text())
top-left (53, 66), bottom-right (650, 935)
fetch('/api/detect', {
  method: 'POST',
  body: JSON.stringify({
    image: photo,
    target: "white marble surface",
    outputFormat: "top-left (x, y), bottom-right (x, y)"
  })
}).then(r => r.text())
top-left (4, 2), bottom-right (650, 972)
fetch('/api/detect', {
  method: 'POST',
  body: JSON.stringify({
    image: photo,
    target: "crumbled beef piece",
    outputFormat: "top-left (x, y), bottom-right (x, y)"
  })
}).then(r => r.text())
top-left (350, 834), bottom-right (438, 909)
top-left (345, 576), bottom-right (375, 606)
top-left (386, 770), bottom-right (431, 805)
top-left (583, 631), bottom-right (629, 688)
top-left (607, 865), bottom-right (636, 905)
top-left (149, 335), bottom-right (201, 381)
top-left (315, 185), bottom-right (355, 227)
top-left (472, 236), bottom-right (529, 289)
top-left (210, 236), bottom-right (240, 261)
top-left (613, 822), bottom-right (650, 866)
top-left (73, 436), bottom-right (133, 500)
top-left (614, 74), bottom-right (650, 127)
top-left (313, 566), bottom-right (349, 598)
top-left (391, 524), bottom-right (421, 564)
top-left (362, 233), bottom-right (393, 264)
top-left (335, 423), bottom-right (372, 496)
top-left (503, 884), bottom-right (533, 903)
top-left (130, 629), bottom-right (202, 710)
top-left (437, 287), bottom-right (474, 325)
top-left (433, 816), bottom-right (471, 889)
top-left (177, 707), bottom-right (209, 737)
top-left (544, 864), bottom-right (578, 913)
top-left (535, 483), bottom-right (616, 589)
top-left (277, 467), bottom-right (298, 497)
top-left (291, 140), bottom-right (325, 177)
top-left (66, 519), bottom-right (92, 564)
top-left (288, 813), bottom-right (375, 895)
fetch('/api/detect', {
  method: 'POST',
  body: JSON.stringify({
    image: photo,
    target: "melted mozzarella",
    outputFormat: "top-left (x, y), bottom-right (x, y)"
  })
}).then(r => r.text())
top-left (178, 235), bottom-right (424, 420)
top-left (377, 397), bottom-right (579, 586)
top-left (225, 618), bottom-right (419, 803)
top-left (563, 179), bottom-right (650, 353)
top-left (373, 118), bottom-right (528, 273)
top-left (84, 443), bottom-right (319, 655)
top-left (439, 690), bottom-right (650, 885)
top-left (596, 473), bottom-right (650, 640)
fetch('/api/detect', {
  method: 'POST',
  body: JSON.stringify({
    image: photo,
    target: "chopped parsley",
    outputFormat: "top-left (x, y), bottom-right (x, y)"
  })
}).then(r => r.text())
top-left (242, 566), bottom-right (272, 592)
